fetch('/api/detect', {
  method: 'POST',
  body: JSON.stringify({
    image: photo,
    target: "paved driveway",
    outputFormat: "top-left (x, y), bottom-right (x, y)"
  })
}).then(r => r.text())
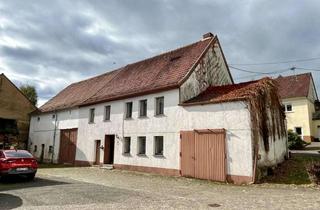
top-left (1, 167), bottom-right (320, 209)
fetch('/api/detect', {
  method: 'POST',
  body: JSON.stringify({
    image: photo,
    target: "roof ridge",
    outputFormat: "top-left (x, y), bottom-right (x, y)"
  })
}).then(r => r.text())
top-left (124, 37), bottom-right (213, 68)
top-left (81, 38), bottom-right (214, 104)
top-left (61, 37), bottom-right (212, 89)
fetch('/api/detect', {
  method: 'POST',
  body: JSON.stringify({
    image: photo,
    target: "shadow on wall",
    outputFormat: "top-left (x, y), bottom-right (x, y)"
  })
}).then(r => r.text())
top-left (0, 193), bottom-right (23, 210)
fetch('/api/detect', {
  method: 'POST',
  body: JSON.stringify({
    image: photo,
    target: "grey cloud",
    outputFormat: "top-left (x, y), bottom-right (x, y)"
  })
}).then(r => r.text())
top-left (0, 0), bottom-right (319, 105)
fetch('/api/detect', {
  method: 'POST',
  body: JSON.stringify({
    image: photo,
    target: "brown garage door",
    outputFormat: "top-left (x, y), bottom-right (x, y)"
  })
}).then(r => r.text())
top-left (180, 129), bottom-right (226, 182)
top-left (59, 128), bottom-right (77, 164)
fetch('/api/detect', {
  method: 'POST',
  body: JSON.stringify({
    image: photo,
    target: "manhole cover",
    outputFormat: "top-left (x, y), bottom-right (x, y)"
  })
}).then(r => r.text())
top-left (208, 203), bottom-right (221, 208)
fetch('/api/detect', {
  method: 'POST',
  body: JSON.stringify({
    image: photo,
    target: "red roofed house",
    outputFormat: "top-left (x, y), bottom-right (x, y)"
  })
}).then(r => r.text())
top-left (29, 33), bottom-right (287, 184)
top-left (276, 73), bottom-right (319, 142)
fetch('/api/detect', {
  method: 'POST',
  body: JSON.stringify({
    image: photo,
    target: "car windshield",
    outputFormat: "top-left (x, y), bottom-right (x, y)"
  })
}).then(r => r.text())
top-left (4, 150), bottom-right (33, 158)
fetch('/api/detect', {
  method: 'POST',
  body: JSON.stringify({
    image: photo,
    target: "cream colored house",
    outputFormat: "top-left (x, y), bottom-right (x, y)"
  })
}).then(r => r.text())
top-left (277, 73), bottom-right (319, 142)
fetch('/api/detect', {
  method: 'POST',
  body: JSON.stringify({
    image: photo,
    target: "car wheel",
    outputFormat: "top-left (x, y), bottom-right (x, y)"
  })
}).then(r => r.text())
top-left (26, 173), bottom-right (36, 181)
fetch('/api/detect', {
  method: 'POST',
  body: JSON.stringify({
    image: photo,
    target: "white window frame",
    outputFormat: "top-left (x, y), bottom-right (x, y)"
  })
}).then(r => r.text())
top-left (154, 136), bottom-right (164, 156)
top-left (123, 137), bottom-right (131, 155)
top-left (155, 97), bottom-right (164, 116)
top-left (125, 102), bottom-right (133, 119)
top-left (139, 99), bottom-right (148, 117)
top-left (89, 108), bottom-right (95, 123)
top-left (137, 136), bottom-right (146, 155)
top-left (284, 103), bottom-right (293, 112)
top-left (104, 105), bottom-right (111, 121)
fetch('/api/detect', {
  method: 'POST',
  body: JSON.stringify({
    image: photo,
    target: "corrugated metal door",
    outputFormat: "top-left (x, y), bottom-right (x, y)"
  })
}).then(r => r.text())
top-left (180, 131), bottom-right (195, 177)
top-left (180, 129), bottom-right (226, 182)
top-left (59, 128), bottom-right (77, 164)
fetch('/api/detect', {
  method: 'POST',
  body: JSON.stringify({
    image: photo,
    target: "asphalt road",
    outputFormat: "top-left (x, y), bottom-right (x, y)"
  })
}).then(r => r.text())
top-left (1, 167), bottom-right (320, 209)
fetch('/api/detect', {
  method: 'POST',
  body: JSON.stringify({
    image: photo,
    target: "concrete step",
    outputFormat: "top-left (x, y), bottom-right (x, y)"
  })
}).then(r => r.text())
top-left (101, 164), bottom-right (114, 170)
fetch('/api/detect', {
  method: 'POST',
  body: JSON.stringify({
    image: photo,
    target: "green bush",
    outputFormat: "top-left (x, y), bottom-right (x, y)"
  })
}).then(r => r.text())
top-left (288, 129), bottom-right (308, 150)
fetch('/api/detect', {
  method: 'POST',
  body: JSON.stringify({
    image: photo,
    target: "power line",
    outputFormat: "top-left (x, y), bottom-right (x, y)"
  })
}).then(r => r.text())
top-left (229, 57), bottom-right (320, 66)
top-left (229, 65), bottom-right (291, 75)
top-left (295, 67), bottom-right (320, 72)
top-left (233, 66), bottom-right (319, 80)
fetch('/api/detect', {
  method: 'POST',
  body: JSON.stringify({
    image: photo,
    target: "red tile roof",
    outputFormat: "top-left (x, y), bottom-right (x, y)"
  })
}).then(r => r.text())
top-left (181, 78), bottom-right (270, 105)
top-left (275, 73), bottom-right (312, 99)
top-left (40, 36), bottom-right (215, 112)
top-left (40, 70), bottom-right (120, 112)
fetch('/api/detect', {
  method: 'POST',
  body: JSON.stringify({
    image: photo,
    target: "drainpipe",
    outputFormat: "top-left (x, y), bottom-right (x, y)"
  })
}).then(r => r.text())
top-left (51, 110), bottom-right (58, 163)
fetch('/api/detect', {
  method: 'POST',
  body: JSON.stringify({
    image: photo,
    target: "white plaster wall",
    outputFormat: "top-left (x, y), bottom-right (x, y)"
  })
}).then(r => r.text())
top-left (257, 108), bottom-right (288, 167)
top-left (77, 88), bottom-right (253, 177)
top-left (77, 89), bottom-right (181, 169)
top-left (258, 134), bottom-right (287, 167)
top-left (181, 102), bottom-right (253, 177)
top-left (28, 108), bottom-right (79, 162)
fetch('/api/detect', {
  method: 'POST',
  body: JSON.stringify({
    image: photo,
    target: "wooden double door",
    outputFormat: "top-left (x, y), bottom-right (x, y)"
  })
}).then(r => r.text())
top-left (180, 129), bottom-right (226, 182)
top-left (59, 128), bottom-right (77, 165)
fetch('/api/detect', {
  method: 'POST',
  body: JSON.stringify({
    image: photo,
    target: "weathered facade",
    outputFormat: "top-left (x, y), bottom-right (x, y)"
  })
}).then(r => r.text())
top-left (0, 73), bottom-right (37, 149)
top-left (29, 33), bottom-right (287, 184)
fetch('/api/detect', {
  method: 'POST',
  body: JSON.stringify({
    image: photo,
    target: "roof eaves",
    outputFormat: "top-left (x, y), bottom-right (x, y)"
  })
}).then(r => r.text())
top-left (80, 84), bottom-right (179, 107)
top-left (179, 96), bottom-right (248, 107)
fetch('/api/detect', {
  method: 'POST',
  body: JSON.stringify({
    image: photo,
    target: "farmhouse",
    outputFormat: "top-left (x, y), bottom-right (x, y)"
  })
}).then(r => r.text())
top-left (0, 73), bottom-right (37, 149)
top-left (276, 73), bottom-right (319, 141)
top-left (29, 33), bottom-right (287, 184)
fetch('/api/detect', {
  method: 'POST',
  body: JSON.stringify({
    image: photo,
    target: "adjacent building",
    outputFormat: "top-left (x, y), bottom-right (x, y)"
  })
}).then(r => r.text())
top-left (276, 73), bottom-right (319, 142)
top-left (0, 73), bottom-right (37, 149)
top-left (29, 33), bottom-right (287, 184)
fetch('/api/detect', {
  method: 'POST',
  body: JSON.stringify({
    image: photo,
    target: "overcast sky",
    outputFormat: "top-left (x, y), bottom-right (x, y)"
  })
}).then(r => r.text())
top-left (0, 0), bottom-right (319, 106)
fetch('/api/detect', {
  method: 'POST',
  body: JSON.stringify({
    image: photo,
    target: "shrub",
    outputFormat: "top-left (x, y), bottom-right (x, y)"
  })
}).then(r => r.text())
top-left (288, 129), bottom-right (308, 150)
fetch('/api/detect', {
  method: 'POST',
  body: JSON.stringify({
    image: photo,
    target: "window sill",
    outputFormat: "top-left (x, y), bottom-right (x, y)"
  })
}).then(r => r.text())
top-left (154, 154), bottom-right (165, 158)
top-left (138, 116), bottom-right (148, 119)
top-left (285, 111), bottom-right (294, 113)
top-left (154, 114), bottom-right (165, 118)
top-left (122, 153), bottom-right (131, 157)
top-left (124, 117), bottom-right (133, 120)
top-left (137, 154), bottom-right (147, 157)
top-left (88, 122), bottom-right (95, 124)
top-left (103, 120), bottom-right (111, 122)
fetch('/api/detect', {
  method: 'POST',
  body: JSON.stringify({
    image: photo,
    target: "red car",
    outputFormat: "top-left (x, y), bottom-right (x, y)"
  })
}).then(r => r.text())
top-left (0, 150), bottom-right (38, 180)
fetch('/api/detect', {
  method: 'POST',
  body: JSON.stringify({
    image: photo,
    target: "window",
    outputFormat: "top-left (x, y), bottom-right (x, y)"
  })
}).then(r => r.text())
top-left (34, 145), bottom-right (37, 152)
top-left (154, 136), bottom-right (164, 156)
top-left (137, 136), bottom-right (146, 155)
top-left (48, 146), bottom-right (54, 153)
top-left (295, 127), bottom-right (303, 137)
top-left (155, 97), bottom-right (164, 116)
top-left (139, 99), bottom-right (147, 117)
top-left (89, 108), bottom-right (95, 123)
top-left (37, 116), bottom-right (40, 122)
top-left (123, 137), bottom-right (131, 154)
top-left (104, 105), bottom-right (111, 121)
top-left (284, 104), bottom-right (293, 112)
top-left (52, 114), bottom-right (55, 119)
top-left (125, 102), bottom-right (133, 119)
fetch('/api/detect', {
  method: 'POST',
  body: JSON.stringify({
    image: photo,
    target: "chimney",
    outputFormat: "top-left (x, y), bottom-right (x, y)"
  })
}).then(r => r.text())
top-left (202, 32), bottom-right (214, 39)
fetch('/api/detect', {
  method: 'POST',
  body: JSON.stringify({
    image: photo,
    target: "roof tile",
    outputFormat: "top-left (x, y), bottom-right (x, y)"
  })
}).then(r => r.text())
top-left (40, 37), bottom-right (213, 112)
